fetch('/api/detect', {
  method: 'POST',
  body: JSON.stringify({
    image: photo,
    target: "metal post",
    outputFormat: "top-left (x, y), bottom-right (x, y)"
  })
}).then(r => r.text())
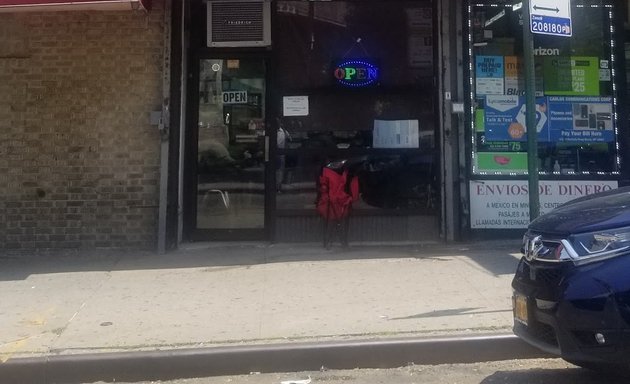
top-left (522, 0), bottom-right (540, 221)
top-left (438, 0), bottom-right (454, 241)
top-left (158, 0), bottom-right (173, 254)
top-left (177, 0), bottom-right (188, 246)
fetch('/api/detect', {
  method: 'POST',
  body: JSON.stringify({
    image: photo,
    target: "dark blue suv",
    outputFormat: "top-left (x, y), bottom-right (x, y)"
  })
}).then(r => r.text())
top-left (512, 186), bottom-right (630, 371)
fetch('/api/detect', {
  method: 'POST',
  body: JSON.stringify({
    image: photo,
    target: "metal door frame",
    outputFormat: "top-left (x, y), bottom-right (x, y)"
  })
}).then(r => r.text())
top-left (184, 51), bottom-right (273, 241)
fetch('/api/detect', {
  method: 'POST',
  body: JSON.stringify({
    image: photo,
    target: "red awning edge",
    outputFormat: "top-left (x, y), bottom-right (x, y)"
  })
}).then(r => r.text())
top-left (0, 0), bottom-right (151, 12)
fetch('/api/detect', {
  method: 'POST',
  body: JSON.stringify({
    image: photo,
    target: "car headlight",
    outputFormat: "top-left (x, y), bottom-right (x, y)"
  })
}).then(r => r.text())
top-left (522, 232), bottom-right (573, 262)
top-left (567, 226), bottom-right (630, 264)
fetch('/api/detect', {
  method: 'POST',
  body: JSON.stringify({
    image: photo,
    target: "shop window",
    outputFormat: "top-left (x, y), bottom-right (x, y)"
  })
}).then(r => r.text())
top-left (273, 0), bottom-right (438, 213)
top-left (469, 1), bottom-right (620, 176)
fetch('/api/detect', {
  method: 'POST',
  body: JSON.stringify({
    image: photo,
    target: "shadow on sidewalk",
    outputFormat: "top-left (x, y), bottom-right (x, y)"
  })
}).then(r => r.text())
top-left (0, 239), bottom-right (523, 282)
top-left (481, 367), bottom-right (624, 384)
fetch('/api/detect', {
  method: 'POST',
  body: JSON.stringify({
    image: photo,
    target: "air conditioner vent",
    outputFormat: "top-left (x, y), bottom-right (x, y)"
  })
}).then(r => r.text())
top-left (207, 1), bottom-right (271, 47)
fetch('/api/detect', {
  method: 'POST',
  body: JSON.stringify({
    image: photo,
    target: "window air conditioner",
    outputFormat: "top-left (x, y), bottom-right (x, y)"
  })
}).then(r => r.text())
top-left (207, 0), bottom-right (271, 47)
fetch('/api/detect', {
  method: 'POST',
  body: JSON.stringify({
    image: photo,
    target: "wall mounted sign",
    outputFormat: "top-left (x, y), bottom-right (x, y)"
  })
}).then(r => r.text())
top-left (333, 60), bottom-right (379, 87)
top-left (470, 180), bottom-right (618, 229)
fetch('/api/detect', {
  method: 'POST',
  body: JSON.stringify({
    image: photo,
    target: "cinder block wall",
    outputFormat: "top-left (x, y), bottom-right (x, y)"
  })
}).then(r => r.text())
top-left (0, 3), bottom-right (165, 251)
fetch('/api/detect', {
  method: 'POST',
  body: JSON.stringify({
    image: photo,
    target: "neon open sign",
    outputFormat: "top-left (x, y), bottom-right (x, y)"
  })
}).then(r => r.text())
top-left (333, 60), bottom-right (379, 87)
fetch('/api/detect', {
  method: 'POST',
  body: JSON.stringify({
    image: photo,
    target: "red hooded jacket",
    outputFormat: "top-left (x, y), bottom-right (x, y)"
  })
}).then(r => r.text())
top-left (316, 167), bottom-right (360, 220)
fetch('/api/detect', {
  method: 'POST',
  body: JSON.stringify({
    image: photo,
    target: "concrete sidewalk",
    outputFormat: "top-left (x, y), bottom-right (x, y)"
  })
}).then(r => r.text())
top-left (0, 240), bottom-right (537, 382)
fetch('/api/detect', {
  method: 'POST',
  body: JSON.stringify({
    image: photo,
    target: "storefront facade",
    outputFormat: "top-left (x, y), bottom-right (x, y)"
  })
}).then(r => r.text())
top-left (175, 0), bottom-right (630, 245)
top-left (0, 0), bottom-right (628, 251)
top-left (181, 0), bottom-right (444, 243)
top-left (464, 0), bottom-right (629, 237)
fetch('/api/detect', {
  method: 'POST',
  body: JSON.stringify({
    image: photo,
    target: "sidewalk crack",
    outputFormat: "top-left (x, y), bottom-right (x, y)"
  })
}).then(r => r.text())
top-left (46, 266), bottom-right (117, 355)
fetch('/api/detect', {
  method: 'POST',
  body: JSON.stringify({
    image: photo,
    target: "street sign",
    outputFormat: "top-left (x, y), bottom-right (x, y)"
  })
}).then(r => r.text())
top-left (529, 0), bottom-right (572, 37)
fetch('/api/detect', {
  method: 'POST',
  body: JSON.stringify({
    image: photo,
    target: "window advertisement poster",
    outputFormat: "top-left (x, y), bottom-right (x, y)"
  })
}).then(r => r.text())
top-left (476, 152), bottom-right (528, 172)
top-left (503, 56), bottom-right (545, 96)
top-left (408, 35), bottom-right (433, 69)
top-left (484, 95), bottom-right (614, 143)
top-left (504, 56), bottom-right (524, 96)
top-left (484, 95), bottom-right (549, 142)
top-left (470, 4), bottom-right (619, 177)
top-left (283, 96), bottom-right (309, 116)
top-left (547, 96), bottom-right (614, 142)
top-left (475, 56), bottom-right (504, 95)
top-left (469, 180), bottom-right (618, 229)
top-left (373, 120), bottom-right (419, 148)
top-left (406, 8), bottom-right (433, 69)
top-left (543, 57), bottom-right (600, 96)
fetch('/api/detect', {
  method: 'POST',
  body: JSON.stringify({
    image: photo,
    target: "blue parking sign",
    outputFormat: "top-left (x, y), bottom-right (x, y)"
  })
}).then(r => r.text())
top-left (530, 0), bottom-right (572, 38)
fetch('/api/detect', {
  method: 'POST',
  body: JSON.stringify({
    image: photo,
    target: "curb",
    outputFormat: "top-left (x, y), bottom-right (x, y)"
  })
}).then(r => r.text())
top-left (0, 334), bottom-right (551, 384)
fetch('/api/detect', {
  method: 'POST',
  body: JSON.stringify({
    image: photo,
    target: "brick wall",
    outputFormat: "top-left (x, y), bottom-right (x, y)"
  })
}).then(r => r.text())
top-left (0, 2), bottom-right (166, 251)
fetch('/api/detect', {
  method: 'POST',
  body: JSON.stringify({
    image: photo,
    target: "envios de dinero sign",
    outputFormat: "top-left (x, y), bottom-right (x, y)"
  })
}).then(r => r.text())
top-left (529, 0), bottom-right (572, 37)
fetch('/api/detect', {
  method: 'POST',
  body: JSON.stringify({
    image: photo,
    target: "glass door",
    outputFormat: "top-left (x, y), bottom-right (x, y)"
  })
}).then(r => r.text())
top-left (195, 58), bottom-right (267, 236)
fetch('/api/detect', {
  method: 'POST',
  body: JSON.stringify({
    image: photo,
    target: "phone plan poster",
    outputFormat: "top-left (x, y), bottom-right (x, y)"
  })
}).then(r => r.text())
top-left (484, 96), bottom-right (615, 143)
top-left (547, 96), bottom-right (614, 142)
top-left (484, 95), bottom-right (549, 142)
top-left (543, 57), bottom-right (600, 96)
top-left (504, 56), bottom-right (524, 96)
top-left (475, 56), bottom-right (504, 95)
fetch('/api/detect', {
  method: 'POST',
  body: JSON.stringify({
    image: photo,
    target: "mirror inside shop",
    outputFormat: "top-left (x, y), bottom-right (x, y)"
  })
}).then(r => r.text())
top-left (470, 1), bottom-right (620, 175)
